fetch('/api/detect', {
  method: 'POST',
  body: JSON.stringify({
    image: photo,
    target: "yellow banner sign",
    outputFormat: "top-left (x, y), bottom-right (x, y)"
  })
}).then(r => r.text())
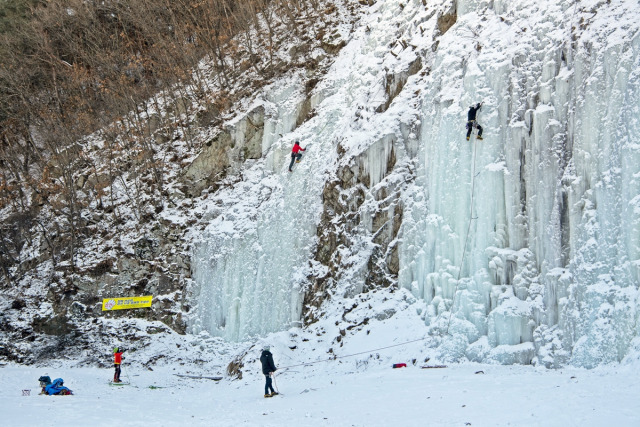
top-left (102, 295), bottom-right (153, 311)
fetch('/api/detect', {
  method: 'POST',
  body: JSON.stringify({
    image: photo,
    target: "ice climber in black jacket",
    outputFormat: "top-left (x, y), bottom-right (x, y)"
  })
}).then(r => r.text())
top-left (466, 102), bottom-right (484, 141)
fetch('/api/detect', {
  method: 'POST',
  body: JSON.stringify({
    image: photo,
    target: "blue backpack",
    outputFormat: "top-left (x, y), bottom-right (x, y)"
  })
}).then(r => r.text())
top-left (45, 378), bottom-right (73, 395)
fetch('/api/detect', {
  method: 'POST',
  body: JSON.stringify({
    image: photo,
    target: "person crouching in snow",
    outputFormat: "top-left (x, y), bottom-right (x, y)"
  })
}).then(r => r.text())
top-left (288, 141), bottom-right (306, 172)
top-left (39, 375), bottom-right (52, 395)
top-left (113, 347), bottom-right (125, 383)
top-left (44, 378), bottom-right (73, 395)
top-left (260, 346), bottom-right (278, 397)
top-left (466, 102), bottom-right (484, 141)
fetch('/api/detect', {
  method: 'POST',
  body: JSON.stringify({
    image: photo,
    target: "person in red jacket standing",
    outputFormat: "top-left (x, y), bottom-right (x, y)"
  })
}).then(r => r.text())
top-left (113, 347), bottom-right (125, 383)
top-left (288, 141), bottom-right (306, 172)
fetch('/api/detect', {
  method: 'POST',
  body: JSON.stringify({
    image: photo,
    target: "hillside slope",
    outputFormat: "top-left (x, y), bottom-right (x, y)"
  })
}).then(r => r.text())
top-left (2, 0), bottom-right (639, 370)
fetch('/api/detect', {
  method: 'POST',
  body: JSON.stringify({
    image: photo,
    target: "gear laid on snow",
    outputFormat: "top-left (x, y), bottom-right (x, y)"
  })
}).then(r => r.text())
top-left (44, 378), bottom-right (73, 395)
top-left (466, 102), bottom-right (484, 140)
top-left (174, 374), bottom-right (223, 381)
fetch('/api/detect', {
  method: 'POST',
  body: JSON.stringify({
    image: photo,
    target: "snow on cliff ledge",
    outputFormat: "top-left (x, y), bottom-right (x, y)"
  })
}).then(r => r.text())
top-left (187, 0), bottom-right (640, 368)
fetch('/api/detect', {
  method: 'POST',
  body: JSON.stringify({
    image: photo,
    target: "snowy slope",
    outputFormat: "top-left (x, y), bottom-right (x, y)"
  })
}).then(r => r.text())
top-left (185, 0), bottom-right (640, 369)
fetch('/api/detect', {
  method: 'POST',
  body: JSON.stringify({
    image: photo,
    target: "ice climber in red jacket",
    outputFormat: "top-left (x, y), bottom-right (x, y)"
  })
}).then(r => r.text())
top-left (288, 141), bottom-right (306, 172)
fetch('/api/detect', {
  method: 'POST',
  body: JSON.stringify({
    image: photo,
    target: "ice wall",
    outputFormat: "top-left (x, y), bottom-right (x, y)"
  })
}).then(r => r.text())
top-left (399, 0), bottom-right (640, 366)
top-left (188, 18), bottom-right (398, 339)
top-left (188, 0), bottom-right (640, 366)
top-left (188, 75), bottom-right (321, 341)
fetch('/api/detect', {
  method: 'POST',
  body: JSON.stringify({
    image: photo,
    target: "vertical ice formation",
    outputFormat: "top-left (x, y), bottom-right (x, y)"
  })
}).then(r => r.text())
top-left (188, 0), bottom-right (640, 367)
top-left (399, 0), bottom-right (640, 366)
top-left (188, 75), bottom-right (320, 341)
top-left (188, 13), bottom-right (396, 339)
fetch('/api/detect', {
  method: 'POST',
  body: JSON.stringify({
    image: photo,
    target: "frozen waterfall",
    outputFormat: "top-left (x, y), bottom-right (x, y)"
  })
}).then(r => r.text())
top-left (397, 0), bottom-right (640, 366)
top-left (188, 0), bottom-right (640, 367)
top-left (188, 29), bottom-right (392, 339)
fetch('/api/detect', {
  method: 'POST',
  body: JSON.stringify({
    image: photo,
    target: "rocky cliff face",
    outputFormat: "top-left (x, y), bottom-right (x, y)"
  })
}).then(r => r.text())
top-left (3, 0), bottom-right (639, 369)
top-left (0, 1), bottom-right (363, 364)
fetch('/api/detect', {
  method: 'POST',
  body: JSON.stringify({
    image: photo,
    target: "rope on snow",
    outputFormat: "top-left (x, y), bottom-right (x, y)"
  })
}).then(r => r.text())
top-left (276, 337), bottom-right (429, 370)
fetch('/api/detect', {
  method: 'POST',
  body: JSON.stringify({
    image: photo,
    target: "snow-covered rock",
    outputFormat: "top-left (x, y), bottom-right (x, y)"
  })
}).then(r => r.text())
top-left (188, 0), bottom-right (640, 368)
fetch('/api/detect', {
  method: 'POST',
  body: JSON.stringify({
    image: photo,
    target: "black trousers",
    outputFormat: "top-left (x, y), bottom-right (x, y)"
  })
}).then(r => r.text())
top-left (114, 364), bottom-right (121, 381)
top-left (466, 121), bottom-right (483, 138)
top-left (264, 374), bottom-right (275, 395)
top-left (289, 153), bottom-right (302, 170)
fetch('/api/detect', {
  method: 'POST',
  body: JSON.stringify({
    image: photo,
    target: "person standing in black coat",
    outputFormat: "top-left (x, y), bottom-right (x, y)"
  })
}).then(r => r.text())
top-left (260, 346), bottom-right (278, 398)
top-left (466, 102), bottom-right (484, 141)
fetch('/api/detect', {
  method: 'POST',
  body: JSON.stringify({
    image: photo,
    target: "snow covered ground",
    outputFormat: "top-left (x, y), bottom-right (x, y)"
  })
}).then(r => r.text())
top-left (3, 361), bottom-right (639, 426)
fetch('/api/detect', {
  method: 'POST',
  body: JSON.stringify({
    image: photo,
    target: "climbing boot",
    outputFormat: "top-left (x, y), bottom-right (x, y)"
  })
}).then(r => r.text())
top-left (270, 392), bottom-right (279, 396)
top-left (264, 394), bottom-right (273, 398)
top-left (466, 136), bottom-right (470, 141)
top-left (476, 135), bottom-right (483, 140)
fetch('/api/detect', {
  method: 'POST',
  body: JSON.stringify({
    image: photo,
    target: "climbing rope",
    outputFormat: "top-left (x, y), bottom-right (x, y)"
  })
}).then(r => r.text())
top-left (276, 128), bottom-right (480, 361)
top-left (276, 337), bottom-right (429, 370)
top-left (272, 372), bottom-right (280, 394)
top-left (445, 132), bottom-right (480, 335)
top-left (123, 363), bottom-right (133, 386)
